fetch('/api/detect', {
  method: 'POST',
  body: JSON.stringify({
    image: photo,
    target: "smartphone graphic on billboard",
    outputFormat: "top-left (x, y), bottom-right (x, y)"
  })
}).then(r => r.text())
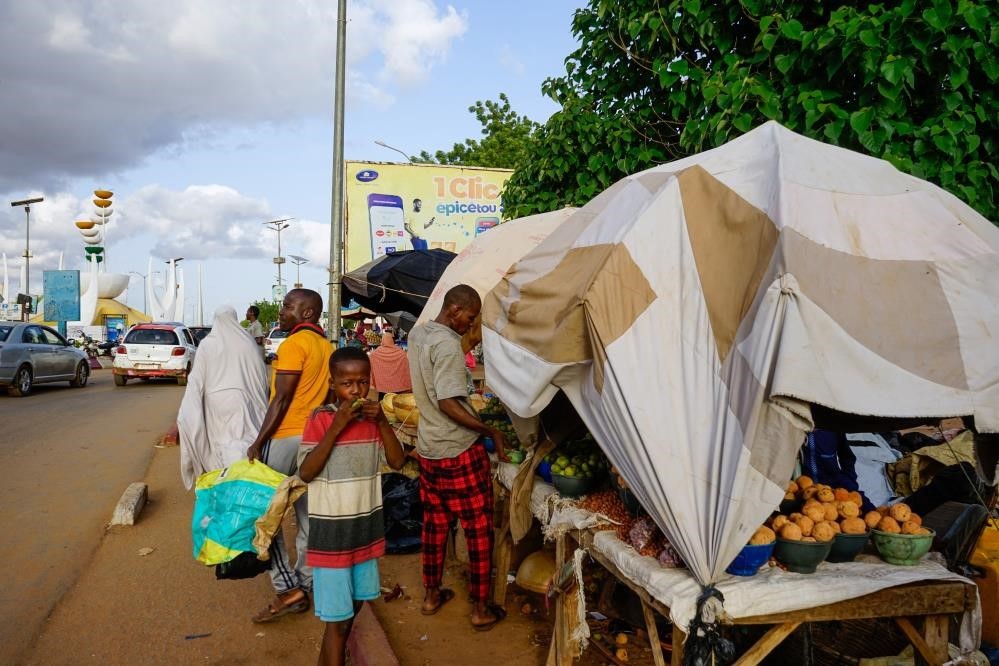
top-left (367, 193), bottom-right (406, 257)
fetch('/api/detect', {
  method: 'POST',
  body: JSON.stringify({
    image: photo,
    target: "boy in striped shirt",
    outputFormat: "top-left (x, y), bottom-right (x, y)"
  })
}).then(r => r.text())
top-left (298, 347), bottom-right (406, 666)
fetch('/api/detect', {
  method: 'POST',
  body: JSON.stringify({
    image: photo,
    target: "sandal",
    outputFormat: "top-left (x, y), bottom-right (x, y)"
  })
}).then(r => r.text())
top-left (472, 602), bottom-right (507, 632)
top-left (420, 588), bottom-right (456, 616)
top-left (252, 589), bottom-right (310, 623)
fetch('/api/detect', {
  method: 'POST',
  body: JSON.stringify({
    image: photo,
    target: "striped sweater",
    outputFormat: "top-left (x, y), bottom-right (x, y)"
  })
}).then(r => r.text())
top-left (299, 406), bottom-right (385, 568)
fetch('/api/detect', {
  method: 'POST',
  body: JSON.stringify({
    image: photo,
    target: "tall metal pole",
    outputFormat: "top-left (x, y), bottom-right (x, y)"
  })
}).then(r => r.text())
top-left (277, 226), bottom-right (283, 287)
top-left (327, 0), bottom-right (347, 343)
top-left (23, 205), bottom-right (30, 305)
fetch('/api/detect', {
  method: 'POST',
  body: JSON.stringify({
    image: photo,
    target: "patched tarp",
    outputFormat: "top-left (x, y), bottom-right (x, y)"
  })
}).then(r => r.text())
top-left (480, 121), bottom-right (999, 585)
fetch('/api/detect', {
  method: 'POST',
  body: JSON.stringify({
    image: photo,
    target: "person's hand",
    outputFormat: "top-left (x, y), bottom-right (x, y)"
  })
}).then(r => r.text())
top-left (332, 400), bottom-right (362, 430)
top-left (362, 400), bottom-right (386, 423)
top-left (491, 427), bottom-right (510, 463)
top-left (246, 443), bottom-right (263, 464)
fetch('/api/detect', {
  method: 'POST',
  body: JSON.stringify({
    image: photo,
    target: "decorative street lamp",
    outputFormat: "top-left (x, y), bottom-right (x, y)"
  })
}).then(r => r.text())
top-left (9, 196), bottom-right (43, 313)
top-left (374, 140), bottom-right (413, 162)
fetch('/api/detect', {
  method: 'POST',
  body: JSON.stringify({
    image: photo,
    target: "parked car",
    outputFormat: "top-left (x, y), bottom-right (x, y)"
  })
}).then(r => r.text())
top-left (263, 327), bottom-right (288, 363)
top-left (189, 326), bottom-right (212, 346)
top-left (0, 323), bottom-right (90, 397)
top-left (113, 322), bottom-right (197, 386)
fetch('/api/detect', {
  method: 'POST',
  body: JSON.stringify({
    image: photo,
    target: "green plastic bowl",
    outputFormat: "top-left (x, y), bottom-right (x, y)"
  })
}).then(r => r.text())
top-left (826, 531), bottom-right (870, 563)
top-left (774, 537), bottom-right (833, 573)
top-left (870, 528), bottom-right (935, 565)
top-left (551, 473), bottom-right (594, 498)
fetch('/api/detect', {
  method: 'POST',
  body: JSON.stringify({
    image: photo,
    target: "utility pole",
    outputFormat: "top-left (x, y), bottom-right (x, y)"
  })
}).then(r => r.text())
top-left (264, 218), bottom-right (292, 300)
top-left (328, 0), bottom-right (347, 343)
top-left (10, 197), bottom-right (43, 316)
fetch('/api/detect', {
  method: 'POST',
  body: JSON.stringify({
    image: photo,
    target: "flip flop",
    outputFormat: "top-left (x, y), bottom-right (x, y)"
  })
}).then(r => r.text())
top-left (472, 602), bottom-right (507, 632)
top-left (420, 588), bottom-right (456, 616)
top-left (252, 592), bottom-right (310, 623)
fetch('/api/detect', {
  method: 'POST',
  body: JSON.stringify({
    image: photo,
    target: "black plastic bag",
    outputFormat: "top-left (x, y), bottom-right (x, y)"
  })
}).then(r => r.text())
top-left (382, 473), bottom-right (422, 554)
top-left (215, 551), bottom-right (271, 580)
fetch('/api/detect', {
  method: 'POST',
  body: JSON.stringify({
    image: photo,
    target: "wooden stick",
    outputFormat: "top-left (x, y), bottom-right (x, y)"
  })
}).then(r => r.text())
top-left (895, 617), bottom-right (944, 666)
top-left (732, 621), bottom-right (801, 666)
top-left (641, 598), bottom-right (668, 666)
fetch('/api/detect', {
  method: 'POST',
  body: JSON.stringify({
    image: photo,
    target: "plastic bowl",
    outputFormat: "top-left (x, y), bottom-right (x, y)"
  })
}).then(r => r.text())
top-left (774, 537), bottom-right (833, 573)
top-left (726, 541), bottom-right (776, 576)
top-left (551, 473), bottom-right (594, 498)
top-left (536, 460), bottom-right (553, 483)
top-left (870, 528), bottom-right (936, 565)
top-left (826, 531), bottom-right (871, 563)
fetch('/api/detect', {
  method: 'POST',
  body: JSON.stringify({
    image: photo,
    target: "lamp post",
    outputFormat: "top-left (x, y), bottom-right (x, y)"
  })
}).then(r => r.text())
top-left (288, 255), bottom-right (309, 288)
top-left (374, 140), bottom-right (413, 162)
top-left (328, 0), bottom-right (348, 342)
top-left (10, 197), bottom-right (43, 314)
top-left (129, 271), bottom-right (147, 313)
top-left (264, 218), bottom-right (293, 296)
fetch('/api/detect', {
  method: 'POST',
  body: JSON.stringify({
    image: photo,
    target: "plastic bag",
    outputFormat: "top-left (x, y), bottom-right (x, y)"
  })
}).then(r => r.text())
top-left (628, 516), bottom-right (660, 554)
top-left (382, 473), bottom-right (422, 554)
top-left (215, 551), bottom-right (271, 580)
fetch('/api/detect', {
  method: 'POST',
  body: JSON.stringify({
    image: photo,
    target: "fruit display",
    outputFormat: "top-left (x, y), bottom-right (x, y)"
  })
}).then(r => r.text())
top-left (364, 330), bottom-right (381, 346)
top-left (483, 418), bottom-right (520, 450)
top-left (477, 395), bottom-right (507, 418)
top-left (576, 491), bottom-right (685, 568)
top-left (544, 437), bottom-right (607, 481)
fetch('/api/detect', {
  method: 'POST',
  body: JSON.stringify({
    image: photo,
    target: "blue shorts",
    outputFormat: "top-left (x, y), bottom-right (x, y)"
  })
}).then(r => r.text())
top-left (313, 559), bottom-right (381, 622)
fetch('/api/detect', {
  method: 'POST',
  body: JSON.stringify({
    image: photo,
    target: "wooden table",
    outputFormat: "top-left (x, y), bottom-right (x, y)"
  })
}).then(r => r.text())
top-left (546, 529), bottom-right (977, 666)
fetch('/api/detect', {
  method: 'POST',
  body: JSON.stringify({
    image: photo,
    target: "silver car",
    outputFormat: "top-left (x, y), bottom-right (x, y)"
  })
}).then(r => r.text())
top-left (0, 323), bottom-right (91, 397)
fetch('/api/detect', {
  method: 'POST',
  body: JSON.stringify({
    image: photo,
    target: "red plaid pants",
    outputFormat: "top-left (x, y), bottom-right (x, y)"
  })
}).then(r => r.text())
top-left (420, 443), bottom-right (494, 603)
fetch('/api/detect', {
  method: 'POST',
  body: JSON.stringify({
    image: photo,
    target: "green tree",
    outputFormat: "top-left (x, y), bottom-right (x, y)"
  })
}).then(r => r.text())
top-left (416, 93), bottom-right (540, 169)
top-left (247, 299), bottom-right (279, 329)
top-left (504, 0), bottom-right (997, 221)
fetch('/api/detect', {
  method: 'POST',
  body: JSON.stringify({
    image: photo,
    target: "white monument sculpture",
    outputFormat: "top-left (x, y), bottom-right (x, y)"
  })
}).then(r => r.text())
top-left (146, 257), bottom-right (186, 322)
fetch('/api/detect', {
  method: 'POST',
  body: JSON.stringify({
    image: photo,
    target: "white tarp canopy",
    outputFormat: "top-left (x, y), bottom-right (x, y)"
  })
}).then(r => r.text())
top-left (480, 121), bottom-right (999, 586)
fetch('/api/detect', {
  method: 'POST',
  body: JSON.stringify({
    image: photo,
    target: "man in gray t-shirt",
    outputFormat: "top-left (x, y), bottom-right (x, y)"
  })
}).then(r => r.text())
top-left (408, 284), bottom-right (508, 632)
top-left (245, 305), bottom-right (264, 352)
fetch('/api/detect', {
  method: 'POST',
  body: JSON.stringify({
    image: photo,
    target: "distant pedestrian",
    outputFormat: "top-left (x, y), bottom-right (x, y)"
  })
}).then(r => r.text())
top-left (245, 305), bottom-right (265, 350)
top-left (177, 305), bottom-right (268, 488)
top-left (298, 347), bottom-right (406, 666)
top-left (368, 331), bottom-right (411, 396)
top-left (246, 289), bottom-right (331, 623)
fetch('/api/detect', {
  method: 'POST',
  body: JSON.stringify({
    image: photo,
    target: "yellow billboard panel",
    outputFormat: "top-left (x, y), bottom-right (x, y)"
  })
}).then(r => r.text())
top-left (345, 161), bottom-right (513, 269)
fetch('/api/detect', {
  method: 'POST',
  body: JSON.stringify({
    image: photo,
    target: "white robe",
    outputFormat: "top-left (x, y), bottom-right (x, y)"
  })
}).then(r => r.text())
top-left (178, 306), bottom-right (269, 489)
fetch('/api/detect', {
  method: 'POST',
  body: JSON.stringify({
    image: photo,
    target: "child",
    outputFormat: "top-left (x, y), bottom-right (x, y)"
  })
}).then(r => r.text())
top-left (298, 347), bottom-right (406, 666)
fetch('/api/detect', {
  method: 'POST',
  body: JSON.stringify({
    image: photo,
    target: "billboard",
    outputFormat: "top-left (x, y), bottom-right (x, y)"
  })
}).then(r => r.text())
top-left (345, 161), bottom-right (513, 269)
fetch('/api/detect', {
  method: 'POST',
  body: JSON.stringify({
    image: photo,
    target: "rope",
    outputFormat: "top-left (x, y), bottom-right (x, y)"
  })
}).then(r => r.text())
top-left (340, 277), bottom-right (432, 300)
top-left (936, 424), bottom-right (999, 531)
top-left (683, 586), bottom-right (735, 666)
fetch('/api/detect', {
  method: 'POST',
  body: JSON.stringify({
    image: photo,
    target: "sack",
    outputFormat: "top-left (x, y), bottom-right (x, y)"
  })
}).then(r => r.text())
top-left (192, 460), bottom-right (286, 566)
top-left (215, 551), bottom-right (272, 580)
top-left (382, 473), bottom-right (422, 554)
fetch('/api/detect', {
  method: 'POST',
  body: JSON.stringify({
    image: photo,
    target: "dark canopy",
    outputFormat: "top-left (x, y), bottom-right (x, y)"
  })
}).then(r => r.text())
top-left (340, 249), bottom-right (456, 322)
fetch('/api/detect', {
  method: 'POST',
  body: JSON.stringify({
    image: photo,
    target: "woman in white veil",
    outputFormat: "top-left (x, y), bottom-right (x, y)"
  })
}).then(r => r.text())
top-left (178, 305), bottom-right (269, 489)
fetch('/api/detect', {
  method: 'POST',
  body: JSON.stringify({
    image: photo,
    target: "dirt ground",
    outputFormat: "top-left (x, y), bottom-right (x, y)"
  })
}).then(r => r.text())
top-left (19, 427), bottom-right (635, 664)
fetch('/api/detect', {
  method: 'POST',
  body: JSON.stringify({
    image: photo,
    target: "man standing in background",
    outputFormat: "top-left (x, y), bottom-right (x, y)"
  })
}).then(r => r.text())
top-left (245, 305), bottom-right (265, 350)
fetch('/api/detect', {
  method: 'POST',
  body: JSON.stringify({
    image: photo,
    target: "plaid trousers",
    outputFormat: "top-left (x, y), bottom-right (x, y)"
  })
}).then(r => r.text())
top-left (420, 443), bottom-right (494, 603)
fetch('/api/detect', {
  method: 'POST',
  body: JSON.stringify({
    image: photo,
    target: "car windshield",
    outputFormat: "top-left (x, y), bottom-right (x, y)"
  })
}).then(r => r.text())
top-left (0, 326), bottom-right (11, 342)
top-left (269, 329), bottom-right (289, 339)
top-left (125, 328), bottom-right (179, 345)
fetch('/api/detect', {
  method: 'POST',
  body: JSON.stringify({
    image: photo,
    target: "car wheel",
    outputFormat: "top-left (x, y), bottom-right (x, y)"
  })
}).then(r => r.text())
top-left (70, 361), bottom-right (90, 387)
top-left (177, 366), bottom-right (190, 387)
top-left (114, 374), bottom-right (128, 387)
top-left (8, 365), bottom-right (32, 397)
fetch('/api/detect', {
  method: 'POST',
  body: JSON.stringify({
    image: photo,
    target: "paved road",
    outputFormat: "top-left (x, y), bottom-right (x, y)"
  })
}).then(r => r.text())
top-left (0, 367), bottom-right (183, 664)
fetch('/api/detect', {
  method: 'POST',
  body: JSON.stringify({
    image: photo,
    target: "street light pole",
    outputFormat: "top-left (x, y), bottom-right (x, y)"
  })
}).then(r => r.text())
top-left (264, 218), bottom-right (292, 295)
top-left (328, 0), bottom-right (347, 343)
top-left (374, 140), bottom-right (413, 162)
top-left (289, 255), bottom-right (309, 289)
top-left (10, 197), bottom-right (43, 314)
top-left (129, 271), bottom-right (147, 313)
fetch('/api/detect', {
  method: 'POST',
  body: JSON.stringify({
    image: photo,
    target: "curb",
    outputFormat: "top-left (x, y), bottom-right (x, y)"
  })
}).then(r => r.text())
top-left (347, 602), bottom-right (399, 666)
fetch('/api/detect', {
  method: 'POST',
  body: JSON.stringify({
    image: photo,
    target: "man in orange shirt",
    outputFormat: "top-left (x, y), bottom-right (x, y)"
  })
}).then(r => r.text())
top-left (247, 288), bottom-right (331, 622)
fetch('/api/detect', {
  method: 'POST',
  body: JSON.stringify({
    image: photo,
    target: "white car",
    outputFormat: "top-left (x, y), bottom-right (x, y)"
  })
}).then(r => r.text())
top-left (113, 323), bottom-right (197, 386)
top-left (263, 327), bottom-right (288, 363)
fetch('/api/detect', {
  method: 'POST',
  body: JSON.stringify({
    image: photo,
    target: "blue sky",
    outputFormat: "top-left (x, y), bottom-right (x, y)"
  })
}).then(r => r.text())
top-left (0, 0), bottom-right (583, 323)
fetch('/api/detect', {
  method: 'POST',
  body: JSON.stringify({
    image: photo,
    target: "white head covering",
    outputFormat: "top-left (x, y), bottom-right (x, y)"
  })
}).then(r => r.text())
top-left (178, 305), bottom-right (270, 488)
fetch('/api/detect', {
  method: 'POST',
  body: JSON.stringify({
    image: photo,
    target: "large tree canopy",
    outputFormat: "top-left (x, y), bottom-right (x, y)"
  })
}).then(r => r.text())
top-left (503, 0), bottom-right (997, 221)
top-left (416, 93), bottom-right (539, 170)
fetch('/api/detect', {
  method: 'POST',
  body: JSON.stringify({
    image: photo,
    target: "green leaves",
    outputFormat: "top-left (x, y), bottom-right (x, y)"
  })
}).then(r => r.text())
top-left (501, 0), bottom-right (997, 222)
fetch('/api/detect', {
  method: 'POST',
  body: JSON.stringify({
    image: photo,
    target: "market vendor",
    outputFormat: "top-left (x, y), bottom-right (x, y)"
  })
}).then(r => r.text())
top-left (408, 284), bottom-right (509, 632)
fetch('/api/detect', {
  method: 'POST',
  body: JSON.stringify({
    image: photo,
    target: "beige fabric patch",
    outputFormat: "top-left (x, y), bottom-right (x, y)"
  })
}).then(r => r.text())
top-left (782, 229), bottom-right (969, 390)
top-left (679, 166), bottom-right (778, 363)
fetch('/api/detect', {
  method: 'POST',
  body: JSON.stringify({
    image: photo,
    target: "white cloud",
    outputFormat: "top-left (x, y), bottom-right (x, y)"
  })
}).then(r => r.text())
top-left (0, 0), bottom-right (469, 194)
top-left (499, 44), bottom-right (526, 77)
